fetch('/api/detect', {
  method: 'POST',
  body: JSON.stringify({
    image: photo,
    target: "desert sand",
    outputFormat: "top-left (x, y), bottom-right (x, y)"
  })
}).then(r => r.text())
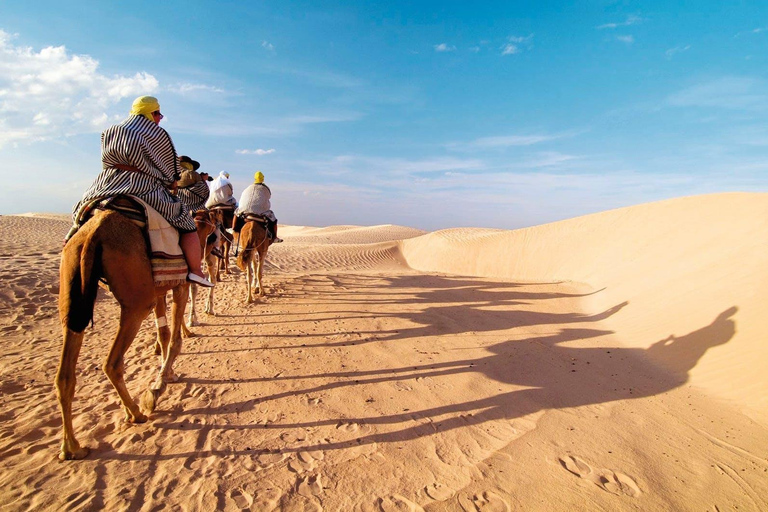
top-left (1, 192), bottom-right (767, 511)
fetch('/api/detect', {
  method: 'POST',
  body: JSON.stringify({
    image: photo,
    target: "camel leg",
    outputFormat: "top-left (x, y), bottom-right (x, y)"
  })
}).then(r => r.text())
top-left (142, 283), bottom-right (189, 414)
top-left (159, 284), bottom-right (188, 385)
top-left (204, 253), bottom-right (217, 315)
top-left (55, 328), bottom-right (90, 460)
top-left (154, 296), bottom-right (170, 363)
top-left (103, 305), bottom-right (152, 424)
top-left (256, 250), bottom-right (266, 297)
top-left (187, 283), bottom-right (198, 327)
top-left (246, 254), bottom-right (255, 303)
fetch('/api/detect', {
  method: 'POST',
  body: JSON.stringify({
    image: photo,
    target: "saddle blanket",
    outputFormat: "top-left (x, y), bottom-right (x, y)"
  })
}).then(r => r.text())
top-left (69, 196), bottom-right (188, 288)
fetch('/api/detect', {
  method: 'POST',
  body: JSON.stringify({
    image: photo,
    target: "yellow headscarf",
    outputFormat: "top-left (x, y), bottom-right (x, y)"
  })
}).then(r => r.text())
top-left (130, 96), bottom-right (160, 121)
top-left (254, 171), bottom-right (264, 184)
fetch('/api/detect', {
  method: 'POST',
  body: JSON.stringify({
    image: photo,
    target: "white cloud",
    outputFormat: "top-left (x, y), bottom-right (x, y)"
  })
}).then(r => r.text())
top-left (501, 44), bottom-right (519, 55)
top-left (616, 35), bottom-right (635, 44)
top-left (667, 77), bottom-right (768, 110)
top-left (448, 131), bottom-right (578, 151)
top-left (236, 148), bottom-right (276, 155)
top-left (0, 29), bottom-right (158, 147)
top-left (167, 83), bottom-right (225, 95)
top-left (597, 15), bottom-right (643, 30)
top-left (665, 45), bottom-right (691, 59)
top-left (501, 34), bottom-right (533, 55)
top-left (262, 41), bottom-right (275, 51)
top-left (434, 43), bottom-right (456, 52)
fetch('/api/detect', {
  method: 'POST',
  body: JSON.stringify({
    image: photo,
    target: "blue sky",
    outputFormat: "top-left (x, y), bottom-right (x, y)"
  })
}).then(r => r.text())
top-left (1, 1), bottom-right (767, 230)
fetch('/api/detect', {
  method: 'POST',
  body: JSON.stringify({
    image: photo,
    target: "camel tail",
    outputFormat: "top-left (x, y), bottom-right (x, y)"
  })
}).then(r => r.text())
top-left (236, 247), bottom-right (250, 272)
top-left (60, 230), bottom-right (102, 333)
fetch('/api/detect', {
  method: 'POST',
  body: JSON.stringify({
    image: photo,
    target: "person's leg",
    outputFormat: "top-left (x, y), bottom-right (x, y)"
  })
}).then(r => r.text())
top-left (180, 231), bottom-right (212, 286)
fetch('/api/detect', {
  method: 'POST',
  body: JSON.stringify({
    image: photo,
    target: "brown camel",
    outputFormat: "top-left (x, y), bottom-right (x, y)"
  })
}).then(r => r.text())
top-left (236, 217), bottom-right (274, 303)
top-left (186, 209), bottom-right (221, 327)
top-left (56, 208), bottom-right (191, 461)
top-left (209, 204), bottom-right (235, 275)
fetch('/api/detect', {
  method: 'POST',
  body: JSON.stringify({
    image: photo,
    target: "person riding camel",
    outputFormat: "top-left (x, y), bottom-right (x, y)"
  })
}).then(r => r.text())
top-left (70, 95), bottom-right (214, 287)
top-left (176, 155), bottom-right (212, 213)
top-left (232, 171), bottom-right (282, 242)
top-left (205, 171), bottom-right (237, 209)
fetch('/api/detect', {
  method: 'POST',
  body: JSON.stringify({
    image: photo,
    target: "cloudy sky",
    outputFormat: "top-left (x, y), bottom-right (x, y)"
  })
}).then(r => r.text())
top-left (1, 1), bottom-right (767, 230)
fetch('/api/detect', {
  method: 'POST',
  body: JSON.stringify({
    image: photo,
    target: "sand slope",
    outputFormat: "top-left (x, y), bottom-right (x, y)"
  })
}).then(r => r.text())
top-left (401, 193), bottom-right (768, 424)
top-left (1, 193), bottom-right (766, 511)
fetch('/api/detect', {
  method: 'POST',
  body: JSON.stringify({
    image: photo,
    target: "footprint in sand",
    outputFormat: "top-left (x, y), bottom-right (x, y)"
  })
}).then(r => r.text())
top-left (288, 450), bottom-right (325, 473)
top-left (424, 482), bottom-right (454, 501)
top-left (229, 488), bottom-right (254, 510)
top-left (336, 421), bottom-right (371, 434)
top-left (458, 490), bottom-right (510, 512)
top-left (598, 471), bottom-right (642, 497)
top-left (559, 455), bottom-right (593, 478)
top-left (296, 473), bottom-right (324, 498)
top-left (559, 455), bottom-right (641, 497)
top-left (255, 449), bottom-right (288, 469)
top-left (370, 494), bottom-right (424, 512)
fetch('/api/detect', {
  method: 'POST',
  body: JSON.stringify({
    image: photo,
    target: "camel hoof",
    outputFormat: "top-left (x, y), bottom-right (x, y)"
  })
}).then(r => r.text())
top-left (125, 407), bottom-right (148, 423)
top-left (59, 445), bottom-right (90, 461)
top-left (140, 389), bottom-right (159, 414)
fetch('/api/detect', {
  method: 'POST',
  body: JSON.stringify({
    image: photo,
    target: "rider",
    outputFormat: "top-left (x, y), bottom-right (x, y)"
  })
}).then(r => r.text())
top-left (71, 96), bottom-right (214, 287)
top-left (205, 171), bottom-right (237, 209)
top-left (176, 155), bottom-right (212, 213)
top-left (232, 171), bottom-right (281, 242)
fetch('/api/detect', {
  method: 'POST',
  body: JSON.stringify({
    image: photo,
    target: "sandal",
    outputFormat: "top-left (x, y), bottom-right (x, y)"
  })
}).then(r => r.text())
top-left (187, 272), bottom-right (214, 288)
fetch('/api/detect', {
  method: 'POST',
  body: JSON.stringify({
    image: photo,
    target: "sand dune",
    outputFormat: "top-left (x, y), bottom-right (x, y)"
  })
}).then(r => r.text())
top-left (1, 193), bottom-right (766, 511)
top-left (400, 193), bottom-right (768, 424)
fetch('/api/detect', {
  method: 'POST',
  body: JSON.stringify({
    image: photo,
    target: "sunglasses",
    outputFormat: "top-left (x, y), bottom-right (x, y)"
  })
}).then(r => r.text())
top-left (152, 111), bottom-right (164, 118)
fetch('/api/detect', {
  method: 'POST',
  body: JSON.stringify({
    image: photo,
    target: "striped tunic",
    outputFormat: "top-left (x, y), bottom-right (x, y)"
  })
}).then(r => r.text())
top-left (177, 180), bottom-right (211, 213)
top-left (73, 115), bottom-right (196, 232)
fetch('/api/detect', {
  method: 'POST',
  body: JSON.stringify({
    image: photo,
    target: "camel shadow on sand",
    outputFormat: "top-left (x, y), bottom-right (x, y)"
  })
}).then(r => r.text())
top-left (115, 274), bottom-right (737, 460)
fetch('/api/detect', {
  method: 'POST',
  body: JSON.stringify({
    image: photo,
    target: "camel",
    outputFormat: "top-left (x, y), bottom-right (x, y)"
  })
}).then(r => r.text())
top-left (186, 209), bottom-right (221, 327)
top-left (209, 204), bottom-right (235, 275)
top-left (56, 206), bottom-right (192, 461)
top-left (236, 216), bottom-right (274, 303)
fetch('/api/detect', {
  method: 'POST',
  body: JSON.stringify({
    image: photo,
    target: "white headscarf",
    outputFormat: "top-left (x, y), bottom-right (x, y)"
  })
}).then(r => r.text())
top-left (210, 171), bottom-right (232, 192)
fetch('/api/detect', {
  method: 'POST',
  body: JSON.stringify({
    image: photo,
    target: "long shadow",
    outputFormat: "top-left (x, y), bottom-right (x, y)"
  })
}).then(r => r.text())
top-left (153, 307), bottom-right (736, 457)
top-left (97, 272), bottom-right (737, 462)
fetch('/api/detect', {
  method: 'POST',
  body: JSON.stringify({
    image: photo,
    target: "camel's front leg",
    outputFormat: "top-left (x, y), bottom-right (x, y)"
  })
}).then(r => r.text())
top-left (163, 283), bottom-right (189, 382)
top-left (204, 253), bottom-right (217, 315)
top-left (55, 328), bottom-right (90, 460)
top-left (142, 284), bottom-right (190, 414)
top-left (104, 304), bottom-right (152, 424)
top-left (186, 283), bottom-right (198, 327)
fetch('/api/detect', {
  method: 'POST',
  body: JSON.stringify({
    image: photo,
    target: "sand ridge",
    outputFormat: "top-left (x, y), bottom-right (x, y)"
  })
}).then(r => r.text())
top-left (0, 193), bottom-right (766, 511)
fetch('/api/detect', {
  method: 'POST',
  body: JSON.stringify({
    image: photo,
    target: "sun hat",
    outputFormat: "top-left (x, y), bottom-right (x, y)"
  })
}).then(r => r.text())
top-left (179, 155), bottom-right (201, 171)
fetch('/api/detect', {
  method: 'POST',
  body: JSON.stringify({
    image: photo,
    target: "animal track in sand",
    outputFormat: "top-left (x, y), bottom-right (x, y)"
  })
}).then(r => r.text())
top-left (558, 455), bottom-right (641, 497)
top-left (288, 449), bottom-right (325, 473)
top-left (369, 494), bottom-right (425, 511)
top-left (458, 490), bottom-right (510, 512)
top-left (559, 455), bottom-right (592, 478)
top-left (424, 482), bottom-right (455, 501)
top-left (335, 421), bottom-right (371, 434)
top-left (296, 473), bottom-right (324, 497)
top-left (230, 488), bottom-right (254, 509)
